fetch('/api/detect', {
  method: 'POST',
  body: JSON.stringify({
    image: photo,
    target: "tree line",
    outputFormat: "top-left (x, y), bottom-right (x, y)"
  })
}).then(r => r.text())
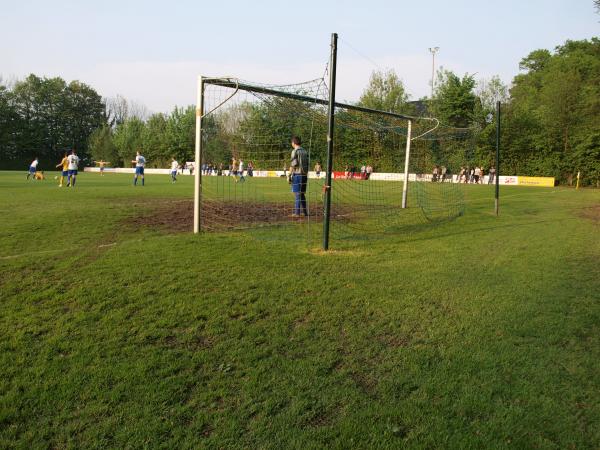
top-left (0, 37), bottom-right (598, 185)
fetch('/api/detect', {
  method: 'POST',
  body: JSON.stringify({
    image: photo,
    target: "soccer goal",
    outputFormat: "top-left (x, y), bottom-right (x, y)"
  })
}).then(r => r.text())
top-left (193, 34), bottom-right (465, 249)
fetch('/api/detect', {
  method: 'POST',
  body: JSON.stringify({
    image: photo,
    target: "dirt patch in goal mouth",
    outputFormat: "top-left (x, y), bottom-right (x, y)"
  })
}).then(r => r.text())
top-left (123, 199), bottom-right (354, 233)
top-left (580, 205), bottom-right (600, 225)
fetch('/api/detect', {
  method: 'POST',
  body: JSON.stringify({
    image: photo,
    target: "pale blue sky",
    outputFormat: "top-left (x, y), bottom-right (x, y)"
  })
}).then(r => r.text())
top-left (1, 0), bottom-right (598, 112)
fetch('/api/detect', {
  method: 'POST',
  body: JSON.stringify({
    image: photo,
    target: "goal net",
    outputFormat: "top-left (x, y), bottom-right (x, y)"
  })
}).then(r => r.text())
top-left (195, 77), bottom-right (466, 247)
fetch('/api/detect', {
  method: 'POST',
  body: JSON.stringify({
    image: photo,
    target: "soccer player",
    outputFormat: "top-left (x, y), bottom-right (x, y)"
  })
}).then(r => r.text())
top-left (55, 153), bottom-right (68, 187)
top-left (231, 157), bottom-right (239, 179)
top-left (488, 166), bottom-right (496, 184)
top-left (96, 160), bottom-right (110, 176)
top-left (131, 151), bottom-right (146, 186)
top-left (237, 159), bottom-right (246, 183)
top-left (170, 157), bottom-right (179, 183)
top-left (290, 136), bottom-right (308, 217)
top-left (27, 157), bottom-right (39, 180)
top-left (314, 162), bottom-right (322, 178)
top-left (66, 150), bottom-right (80, 187)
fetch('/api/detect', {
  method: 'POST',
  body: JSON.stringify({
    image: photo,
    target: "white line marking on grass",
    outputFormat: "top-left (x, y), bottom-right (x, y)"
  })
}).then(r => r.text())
top-left (98, 243), bottom-right (117, 248)
top-left (1, 234), bottom-right (184, 260)
top-left (466, 189), bottom-right (569, 205)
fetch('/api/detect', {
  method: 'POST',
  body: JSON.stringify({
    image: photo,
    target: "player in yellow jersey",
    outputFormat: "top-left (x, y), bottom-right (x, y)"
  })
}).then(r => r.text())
top-left (55, 153), bottom-right (69, 187)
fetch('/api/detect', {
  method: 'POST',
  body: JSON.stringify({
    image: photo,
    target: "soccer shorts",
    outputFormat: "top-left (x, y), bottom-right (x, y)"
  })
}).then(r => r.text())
top-left (68, 169), bottom-right (78, 176)
top-left (29, 166), bottom-right (36, 173)
top-left (135, 167), bottom-right (144, 175)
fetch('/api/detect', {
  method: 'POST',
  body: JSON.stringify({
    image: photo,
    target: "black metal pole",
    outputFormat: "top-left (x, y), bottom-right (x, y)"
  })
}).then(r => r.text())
top-left (495, 101), bottom-right (500, 216)
top-left (323, 33), bottom-right (337, 251)
top-left (203, 78), bottom-right (414, 121)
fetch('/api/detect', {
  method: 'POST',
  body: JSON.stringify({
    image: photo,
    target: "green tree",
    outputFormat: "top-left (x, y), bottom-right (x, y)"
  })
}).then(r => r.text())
top-left (432, 70), bottom-right (477, 127)
top-left (88, 125), bottom-right (119, 165)
top-left (358, 69), bottom-right (410, 114)
top-left (506, 38), bottom-right (600, 183)
top-left (142, 113), bottom-right (169, 167)
top-left (165, 106), bottom-right (195, 163)
top-left (113, 117), bottom-right (145, 166)
top-left (3, 74), bottom-right (105, 168)
top-left (0, 82), bottom-right (20, 165)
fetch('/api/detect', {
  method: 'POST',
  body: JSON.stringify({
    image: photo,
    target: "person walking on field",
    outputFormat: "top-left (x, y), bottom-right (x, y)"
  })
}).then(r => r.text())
top-left (289, 136), bottom-right (309, 217)
top-left (55, 153), bottom-right (68, 187)
top-left (132, 151), bottom-right (146, 186)
top-left (66, 150), bottom-right (80, 187)
top-left (237, 159), bottom-right (246, 183)
top-left (474, 166), bottom-right (481, 184)
top-left (488, 166), bottom-right (496, 184)
top-left (314, 162), bottom-right (322, 178)
top-left (170, 157), bottom-right (179, 183)
top-left (27, 157), bottom-right (39, 180)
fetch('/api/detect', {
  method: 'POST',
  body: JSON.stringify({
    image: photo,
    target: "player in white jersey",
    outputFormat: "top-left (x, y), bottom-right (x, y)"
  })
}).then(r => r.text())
top-left (27, 157), bottom-right (39, 180)
top-left (236, 159), bottom-right (246, 183)
top-left (66, 150), bottom-right (80, 187)
top-left (170, 158), bottom-right (179, 183)
top-left (131, 151), bottom-right (146, 186)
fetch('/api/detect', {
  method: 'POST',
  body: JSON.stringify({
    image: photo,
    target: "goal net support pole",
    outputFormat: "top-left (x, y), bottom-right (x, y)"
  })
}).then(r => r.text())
top-left (401, 119), bottom-right (412, 209)
top-left (323, 32), bottom-right (338, 251)
top-left (194, 77), bottom-right (205, 234)
top-left (495, 100), bottom-right (500, 216)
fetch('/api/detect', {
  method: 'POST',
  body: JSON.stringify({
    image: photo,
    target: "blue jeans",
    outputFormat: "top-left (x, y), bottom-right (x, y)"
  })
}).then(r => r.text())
top-left (291, 174), bottom-right (307, 216)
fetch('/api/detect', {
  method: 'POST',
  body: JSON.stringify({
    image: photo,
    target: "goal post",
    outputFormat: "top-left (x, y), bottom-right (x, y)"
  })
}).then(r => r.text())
top-left (193, 76), bottom-right (204, 234)
top-left (191, 35), bottom-right (464, 249)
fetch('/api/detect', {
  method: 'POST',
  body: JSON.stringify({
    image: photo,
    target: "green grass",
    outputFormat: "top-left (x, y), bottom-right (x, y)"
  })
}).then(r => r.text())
top-left (1, 170), bottom-right (599, 449)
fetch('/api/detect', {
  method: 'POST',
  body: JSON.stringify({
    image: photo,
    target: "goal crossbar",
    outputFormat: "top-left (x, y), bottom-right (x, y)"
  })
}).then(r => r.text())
top-left (202, 77), bottom-right (417, 121)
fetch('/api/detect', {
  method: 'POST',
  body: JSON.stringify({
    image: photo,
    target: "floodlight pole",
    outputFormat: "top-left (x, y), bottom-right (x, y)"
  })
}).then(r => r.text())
top-left (194, 76), bottom-right (205, 233)
top-left (323, 32), bottom-right (338, 251)
top-left (401, 120), bottom-right (412, 209)
top-left (428, 47), bottom-right (439, 100)
top-left (495, 101), bottom-right (500, 216)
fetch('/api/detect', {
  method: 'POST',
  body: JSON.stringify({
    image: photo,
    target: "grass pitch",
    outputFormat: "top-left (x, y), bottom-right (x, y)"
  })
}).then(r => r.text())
top-left (1, 170), bottom-right (599, 449)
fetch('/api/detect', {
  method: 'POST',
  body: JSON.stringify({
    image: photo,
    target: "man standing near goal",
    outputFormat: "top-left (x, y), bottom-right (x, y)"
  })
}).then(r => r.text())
top-left (132, 151), bottom-right (146, 186)
top-left (290, 136), bottom-right (308, 217)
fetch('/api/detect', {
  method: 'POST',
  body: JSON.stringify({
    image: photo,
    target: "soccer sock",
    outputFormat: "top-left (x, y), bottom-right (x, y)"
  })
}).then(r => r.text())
top-left (67, 175), bottom-right (71, 186)
top-left (59, 176), bottom-right (64, 186)
top-left (142, 177), bottom-right (144, 186)
top-left (72, 177), bottom-right (76, 187)
top-left (134, 177), bottom-right (137, 185)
